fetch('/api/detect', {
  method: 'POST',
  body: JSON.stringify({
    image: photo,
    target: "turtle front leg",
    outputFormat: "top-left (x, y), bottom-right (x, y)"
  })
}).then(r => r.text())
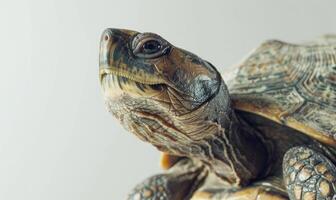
top-left (283, 146), bottom-right (336, 200)
top-left (128, 159), bottom-right (207, 200)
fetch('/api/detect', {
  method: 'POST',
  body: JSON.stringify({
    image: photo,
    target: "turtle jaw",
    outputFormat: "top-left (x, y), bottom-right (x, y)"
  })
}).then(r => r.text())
top-left (99, 68), bottom-right (167, 100)
top-left (99, 67), bottom-right (165, 85)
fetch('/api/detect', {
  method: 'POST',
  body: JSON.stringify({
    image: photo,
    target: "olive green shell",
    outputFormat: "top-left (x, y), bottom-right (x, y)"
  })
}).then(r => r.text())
top-left (227, 35), bottom-right (336, 147)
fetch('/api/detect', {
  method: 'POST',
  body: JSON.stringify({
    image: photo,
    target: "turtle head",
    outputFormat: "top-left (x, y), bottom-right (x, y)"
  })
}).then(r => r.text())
top-left (99, 28), bottom-right (228, 155)
top-left (99, 28), bottom-right (221, 110)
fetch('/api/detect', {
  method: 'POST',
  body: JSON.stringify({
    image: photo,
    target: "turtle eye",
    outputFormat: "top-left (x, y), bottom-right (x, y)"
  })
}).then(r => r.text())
top-left (142, 40), bottom-right (162, 54)
top-left (132, 33), bottom-right (170, 59)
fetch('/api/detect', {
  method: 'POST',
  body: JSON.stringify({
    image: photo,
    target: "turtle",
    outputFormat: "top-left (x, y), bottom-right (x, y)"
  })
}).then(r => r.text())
top-left (99, 28), bottom-right (336, 200)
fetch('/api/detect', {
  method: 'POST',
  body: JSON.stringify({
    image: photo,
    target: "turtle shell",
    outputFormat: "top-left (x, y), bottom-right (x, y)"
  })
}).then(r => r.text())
top-left (227, 36), bottom-right (336, 147)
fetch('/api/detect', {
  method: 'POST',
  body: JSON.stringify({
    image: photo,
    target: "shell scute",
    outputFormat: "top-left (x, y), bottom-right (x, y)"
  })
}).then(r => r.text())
top-left (229, 38), bottom-right (336, 146)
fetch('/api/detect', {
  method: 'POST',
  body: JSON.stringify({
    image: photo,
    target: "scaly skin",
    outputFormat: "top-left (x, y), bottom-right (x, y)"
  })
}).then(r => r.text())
top-left (99, 28), bottom-right (336, 200)
top-left (283, 147), bottom-right (336, 200)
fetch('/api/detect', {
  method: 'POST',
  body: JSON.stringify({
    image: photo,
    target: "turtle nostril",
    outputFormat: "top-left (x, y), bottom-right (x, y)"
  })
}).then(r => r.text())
top-left (104, 34), bottom-right (109, 41)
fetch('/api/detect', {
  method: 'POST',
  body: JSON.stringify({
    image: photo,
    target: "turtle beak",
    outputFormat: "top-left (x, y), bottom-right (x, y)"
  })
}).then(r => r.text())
top-left (99, 28), bottom-right (114, 83)
top-left (99, 28), bottom-right (138, 80)
top-left (99, 28), bottom-right (113, 70)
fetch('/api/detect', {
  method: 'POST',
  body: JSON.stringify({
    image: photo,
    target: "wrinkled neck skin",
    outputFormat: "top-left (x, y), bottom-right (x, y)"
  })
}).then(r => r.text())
top-left (105, 80), bottom-right (269, 187)
top-left (183, 80), bottom-right (270, 187)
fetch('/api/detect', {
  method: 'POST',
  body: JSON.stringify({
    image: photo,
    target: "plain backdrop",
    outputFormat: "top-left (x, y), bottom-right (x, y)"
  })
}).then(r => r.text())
top-left (0, 0), bottom-right (336, 199)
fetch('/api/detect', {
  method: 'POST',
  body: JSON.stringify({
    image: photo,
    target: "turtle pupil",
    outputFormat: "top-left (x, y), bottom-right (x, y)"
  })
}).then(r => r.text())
top-left (143, 40), bottom-right (161, 54)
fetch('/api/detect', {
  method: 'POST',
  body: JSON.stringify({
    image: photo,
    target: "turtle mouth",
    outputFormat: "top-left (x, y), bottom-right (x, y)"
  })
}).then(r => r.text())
top-left (99, 67), bottom-right (165, 85)
top-left (99, 66), bottom-right (166, 97)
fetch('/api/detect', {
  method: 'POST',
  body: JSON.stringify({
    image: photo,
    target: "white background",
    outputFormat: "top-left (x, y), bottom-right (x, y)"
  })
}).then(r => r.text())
top-left (1, 0), bottom-right (335, 199)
